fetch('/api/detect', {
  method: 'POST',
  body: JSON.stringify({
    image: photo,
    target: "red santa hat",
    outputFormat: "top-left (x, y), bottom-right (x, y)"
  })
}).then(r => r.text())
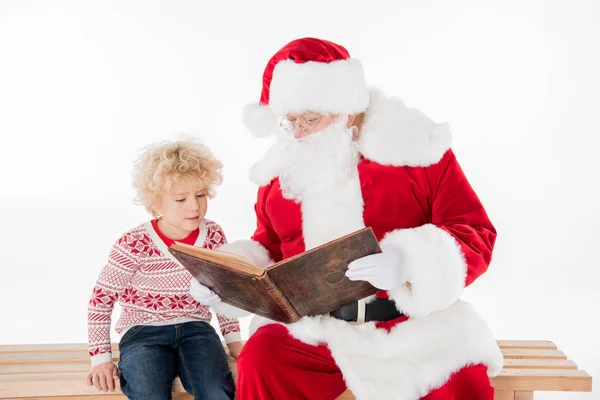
top-left (242, 37), bottom-right (370, 137)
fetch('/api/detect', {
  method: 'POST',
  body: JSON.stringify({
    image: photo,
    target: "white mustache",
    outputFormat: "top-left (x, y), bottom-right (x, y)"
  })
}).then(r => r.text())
top-left (276, 116), bottom-right (359, 202)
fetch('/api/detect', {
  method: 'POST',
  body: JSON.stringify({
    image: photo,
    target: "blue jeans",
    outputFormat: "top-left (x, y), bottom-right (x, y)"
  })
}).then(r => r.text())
top-left (118, 321), bottom-right (234, 400)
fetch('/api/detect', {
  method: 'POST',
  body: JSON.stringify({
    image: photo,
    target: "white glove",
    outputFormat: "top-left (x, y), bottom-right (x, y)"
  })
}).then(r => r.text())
top-left (345, 245), bottom-right (410, 290)
top-left (189, 278), bottom-right (221, 306)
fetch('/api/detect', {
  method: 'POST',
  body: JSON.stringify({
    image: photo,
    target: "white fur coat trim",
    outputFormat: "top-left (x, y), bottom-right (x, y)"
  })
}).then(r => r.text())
top-left (382, 224), bottom-right (467, 318)
top-left (248, 141), bottom-right (284, 186)
top-left (269, 59), bottom-right (369, 116)
top-left (300, 168), bottom-right (366, 250)
top-left (217, 240), bottom-right (274, 269)
top-left (357, 88), bottom-right (452, 167)
top-left (251, 300), bottom-right (503, 400)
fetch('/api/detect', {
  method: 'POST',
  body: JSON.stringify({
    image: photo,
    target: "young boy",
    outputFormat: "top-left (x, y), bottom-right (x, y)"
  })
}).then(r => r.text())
top-left (86, 138), bottom-right (242, 400)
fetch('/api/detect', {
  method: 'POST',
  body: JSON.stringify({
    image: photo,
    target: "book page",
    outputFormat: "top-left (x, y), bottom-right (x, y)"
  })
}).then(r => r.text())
top-left (171, 242), bottom-right (262, 276)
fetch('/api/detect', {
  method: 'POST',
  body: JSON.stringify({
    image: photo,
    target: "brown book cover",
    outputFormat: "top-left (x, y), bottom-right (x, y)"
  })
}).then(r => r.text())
top-left (169, 227), bottom-right (381, 323)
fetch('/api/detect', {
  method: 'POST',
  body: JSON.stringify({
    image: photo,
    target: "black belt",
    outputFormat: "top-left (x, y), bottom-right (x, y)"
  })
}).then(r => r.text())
top-left (330, 297), bottom-right (403, 323)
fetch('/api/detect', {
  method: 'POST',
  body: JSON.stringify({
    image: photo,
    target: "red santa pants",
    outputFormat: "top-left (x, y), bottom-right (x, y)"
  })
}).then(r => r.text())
top-left (236, 323), bottom-right (494, 400)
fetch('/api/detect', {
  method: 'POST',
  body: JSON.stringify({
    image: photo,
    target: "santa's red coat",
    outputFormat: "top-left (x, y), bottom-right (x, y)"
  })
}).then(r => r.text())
top-left (223, 89), bottom-right (503, 400)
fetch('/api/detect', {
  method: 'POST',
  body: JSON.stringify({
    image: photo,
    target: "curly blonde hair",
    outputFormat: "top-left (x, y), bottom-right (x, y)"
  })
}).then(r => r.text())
top-left (132, 138), bottom-right (223, 217)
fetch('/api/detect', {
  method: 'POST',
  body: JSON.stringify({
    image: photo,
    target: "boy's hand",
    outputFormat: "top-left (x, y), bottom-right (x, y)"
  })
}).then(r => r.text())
top-left (86, 362), bottom-right (119, 392)
top-left (227, 341), bottom-right (244, 359)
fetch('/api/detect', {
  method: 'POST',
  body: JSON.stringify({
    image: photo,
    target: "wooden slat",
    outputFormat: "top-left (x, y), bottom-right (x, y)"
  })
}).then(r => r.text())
top-left (1, 357), bottom-right (577, 376)
top-left (503, 359), bottom-right (577, 369)
top-left (515, 391), bottom-right (534, 400)
top-left (0, 340), bottom-right (554, 354)
top-left (0, 372), bottom-right (186, 398)
top-left (6, 348), bottom-right (564, 364)
top-left (0, 346), bottom-right (238, 365)
top-left (0, 363), bottom-right (91, 374)
top-left (334, 391), bottom-right (355, 400)
top-left (502, 349), bottom-right (567, 359)
top-left (491, 369), bottom-right (592, 392)
top-left (2, 368), bottom-right (592, 398)
top-left (0, 344), bottom-right (118, 353)
top-left (0, 357), bottom-right (238, 375)
top-left (497, 341), bottom-right (557, 350)
top-left (2, 394), bottom-right (194, 400)
top-left (0, 351), bottom-right (112, 365)
top-left (0, 372), bottom-right (120, 383)
top-left (491, 389), bottom-right (536, 400)
top-left (3, 397), bottom-right (128, 400)
top-left (494, 391), bottom-right (515, 400)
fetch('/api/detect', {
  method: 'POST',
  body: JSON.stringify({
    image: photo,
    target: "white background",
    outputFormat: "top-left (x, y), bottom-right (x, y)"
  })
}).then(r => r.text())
top-left (1, 1), bottom-right (598, 399)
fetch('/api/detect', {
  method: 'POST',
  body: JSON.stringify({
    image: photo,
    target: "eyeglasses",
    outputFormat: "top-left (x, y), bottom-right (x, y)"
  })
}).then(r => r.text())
top-left (279, 115), bottom-right (324, 132)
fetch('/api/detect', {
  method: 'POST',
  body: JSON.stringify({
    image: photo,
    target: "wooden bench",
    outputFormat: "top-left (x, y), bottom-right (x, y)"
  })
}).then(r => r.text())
top-left (0, 341), bottom-right (591, 399)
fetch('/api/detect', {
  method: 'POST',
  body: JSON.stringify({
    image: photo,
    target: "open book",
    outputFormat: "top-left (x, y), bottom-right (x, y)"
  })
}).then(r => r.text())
top-left (169, 227), bottom-right (381, 323)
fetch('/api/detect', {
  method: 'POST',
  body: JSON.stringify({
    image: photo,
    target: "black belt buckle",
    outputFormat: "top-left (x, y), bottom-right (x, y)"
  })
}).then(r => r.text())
top-left (330, 297), bottom-right (403, 322)
top-left (330, 301), bottom-right (359, 321)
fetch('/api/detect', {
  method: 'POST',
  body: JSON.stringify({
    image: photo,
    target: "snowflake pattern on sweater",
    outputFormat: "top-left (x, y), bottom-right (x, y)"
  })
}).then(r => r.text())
top-left (87, 219), bottom-right (240, 364)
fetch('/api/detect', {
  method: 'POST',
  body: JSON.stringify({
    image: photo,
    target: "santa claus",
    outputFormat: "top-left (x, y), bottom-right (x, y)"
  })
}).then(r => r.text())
top-left (190, 37), bottom-right (503, 400)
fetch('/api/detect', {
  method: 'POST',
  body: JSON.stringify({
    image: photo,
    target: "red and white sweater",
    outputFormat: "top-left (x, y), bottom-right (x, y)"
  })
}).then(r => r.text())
top-left (87, 219), bottom-right (241, 366)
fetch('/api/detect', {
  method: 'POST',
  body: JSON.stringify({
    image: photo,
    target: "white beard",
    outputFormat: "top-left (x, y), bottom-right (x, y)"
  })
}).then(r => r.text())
top-left (276, 117), bottom-right (360, 202)
top-left (249, 116), bottom-right (366, 250)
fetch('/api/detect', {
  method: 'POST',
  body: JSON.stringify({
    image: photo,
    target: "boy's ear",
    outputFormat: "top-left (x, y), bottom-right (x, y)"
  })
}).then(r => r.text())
top-left (151, 198), bottom-right (162, 216)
